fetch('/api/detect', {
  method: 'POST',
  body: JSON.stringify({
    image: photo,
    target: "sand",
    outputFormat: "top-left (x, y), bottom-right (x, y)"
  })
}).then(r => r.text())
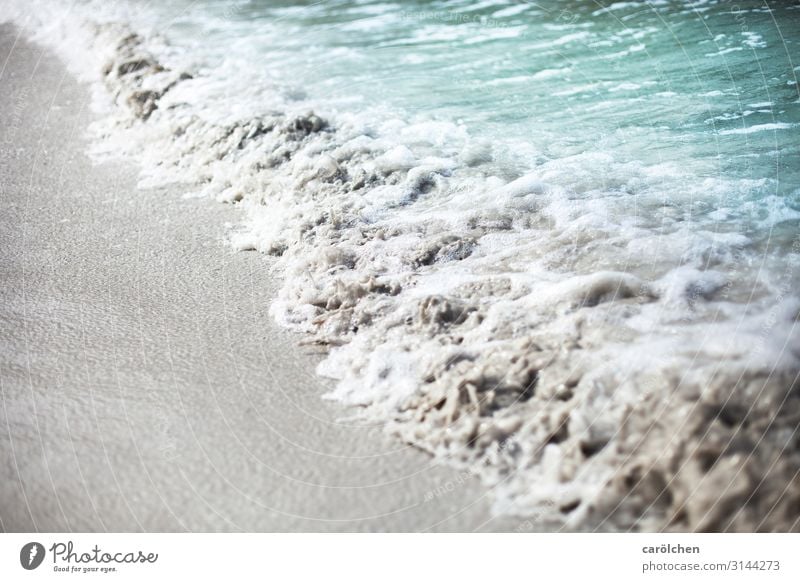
top-left (0, 24), bottom-right (522, 532)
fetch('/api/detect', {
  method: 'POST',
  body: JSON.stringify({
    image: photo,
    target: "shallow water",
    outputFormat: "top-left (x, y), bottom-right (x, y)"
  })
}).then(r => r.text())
top-left (159, 0), bottom-right (800, 187)
top-left (5, 0), bottom-right (800, 531)
top-left (222, 1), bottom-right (799, 172)
top-left (127, 0), bottom-right (800, 292)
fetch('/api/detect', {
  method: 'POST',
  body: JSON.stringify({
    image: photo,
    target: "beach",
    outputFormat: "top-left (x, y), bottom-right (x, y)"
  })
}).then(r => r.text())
top-left (2, 0), bottom-right (799, 533)
top-left (0, 24), bottom-right (520, 532)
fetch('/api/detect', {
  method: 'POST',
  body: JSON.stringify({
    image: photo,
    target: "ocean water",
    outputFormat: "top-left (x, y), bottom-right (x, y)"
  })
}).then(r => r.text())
top-left (5, 0), bottom-right (800, 531)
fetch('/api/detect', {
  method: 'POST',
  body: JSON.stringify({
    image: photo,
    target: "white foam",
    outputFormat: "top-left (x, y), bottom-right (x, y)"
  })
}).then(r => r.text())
top-left (719, 122), bottom-right (796, 135)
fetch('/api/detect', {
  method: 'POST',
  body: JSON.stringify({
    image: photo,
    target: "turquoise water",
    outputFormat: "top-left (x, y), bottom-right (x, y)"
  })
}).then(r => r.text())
top-left (145, 0), bottom-right (800, 261)
top-left (188, 0), bottom-right (799, 187)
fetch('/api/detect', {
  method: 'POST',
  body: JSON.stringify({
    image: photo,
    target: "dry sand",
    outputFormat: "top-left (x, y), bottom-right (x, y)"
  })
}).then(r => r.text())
top-left (0, 24), bottom-right (522, 532)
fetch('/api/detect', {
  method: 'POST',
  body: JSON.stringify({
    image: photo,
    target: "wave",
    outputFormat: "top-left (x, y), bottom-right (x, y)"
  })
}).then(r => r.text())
top-left (719, 123), bottom-right (797, 136)
top-left (5, 1), bottom-right (800, 531)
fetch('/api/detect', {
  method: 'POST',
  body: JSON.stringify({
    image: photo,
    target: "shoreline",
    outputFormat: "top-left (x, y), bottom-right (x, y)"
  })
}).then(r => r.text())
top-left (0, 23), bottom-right (522, 532)
top-left (3, 1), bottom-right (799, 532)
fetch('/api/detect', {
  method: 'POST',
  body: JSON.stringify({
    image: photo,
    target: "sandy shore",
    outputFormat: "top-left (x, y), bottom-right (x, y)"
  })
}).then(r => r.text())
top-left (0, 24), bottom-right (522, 532)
